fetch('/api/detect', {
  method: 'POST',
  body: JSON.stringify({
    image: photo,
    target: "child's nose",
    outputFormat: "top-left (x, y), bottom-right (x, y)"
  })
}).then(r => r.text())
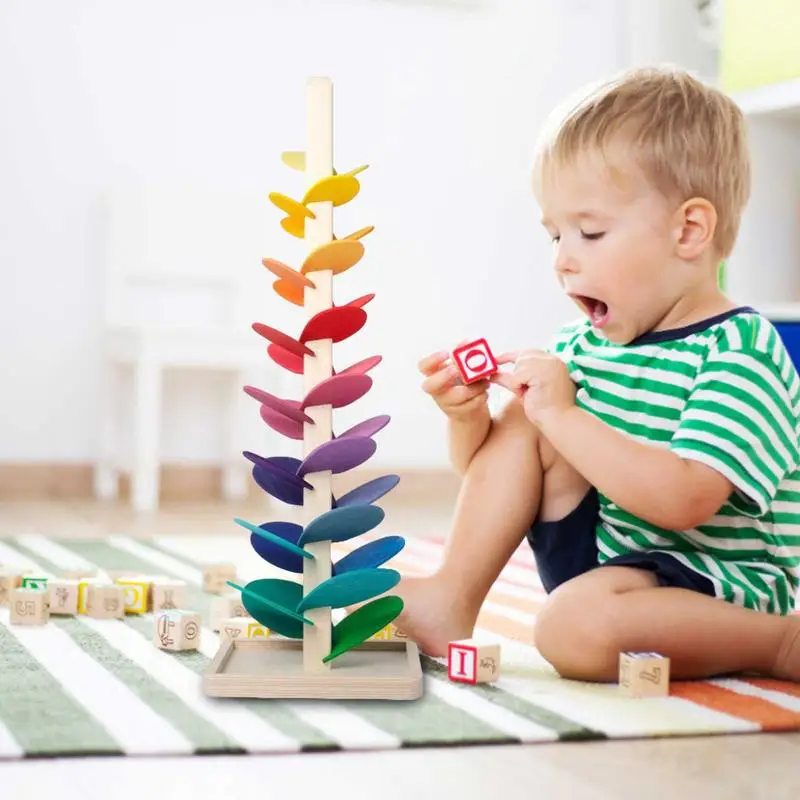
top-left (554, 242), bottom-right (577, 274)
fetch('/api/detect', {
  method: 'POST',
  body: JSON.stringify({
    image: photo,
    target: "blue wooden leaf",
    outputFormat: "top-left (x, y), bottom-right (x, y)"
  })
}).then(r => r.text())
top-left (296, 568), bottom-right (401, 612)
top-left (333, 536), bottom-right (405, 575)
top-left (234, 518), bottom-right (311, 574)
top-left (299, 504), bottom-right (384, 546)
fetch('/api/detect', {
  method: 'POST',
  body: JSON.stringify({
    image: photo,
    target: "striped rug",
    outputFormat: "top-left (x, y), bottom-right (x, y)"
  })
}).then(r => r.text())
top-left (1, 532), bottom-right (799, 759)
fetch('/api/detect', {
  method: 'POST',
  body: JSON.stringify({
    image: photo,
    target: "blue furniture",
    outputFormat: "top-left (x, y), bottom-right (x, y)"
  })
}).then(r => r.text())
top-left (774, 321), bottom-right (800, 368)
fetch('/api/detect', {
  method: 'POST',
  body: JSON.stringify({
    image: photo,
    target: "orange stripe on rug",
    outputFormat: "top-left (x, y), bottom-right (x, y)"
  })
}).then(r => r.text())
top-left (670, 682), bottom-right (800, 731)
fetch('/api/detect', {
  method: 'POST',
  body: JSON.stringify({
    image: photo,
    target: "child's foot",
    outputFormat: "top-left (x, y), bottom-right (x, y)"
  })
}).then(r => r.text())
top-left (385, 574), bottom-right (479, 657)
top-left (772, 614), bottom-right (800, 682)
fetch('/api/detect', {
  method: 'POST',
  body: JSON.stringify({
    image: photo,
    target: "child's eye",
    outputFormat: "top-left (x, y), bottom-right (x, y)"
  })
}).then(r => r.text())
top-left (581, 231), bottom-right (605, 241)
top-left (550, 234), bottom-right (560, 244)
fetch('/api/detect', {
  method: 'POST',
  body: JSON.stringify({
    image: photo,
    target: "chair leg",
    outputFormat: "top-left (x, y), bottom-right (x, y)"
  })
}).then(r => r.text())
top-left (93, 360), bottom-right (120, 500)
top-left (131, 357), bottom-right (162, 513)
top-left (222, 367), bottom-right (252, 501)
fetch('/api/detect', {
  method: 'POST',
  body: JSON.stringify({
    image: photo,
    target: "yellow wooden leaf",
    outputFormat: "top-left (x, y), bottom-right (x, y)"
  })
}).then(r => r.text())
top-left (301, 240), bottom-right (365, 276)
top-left (343, 225), bottom-right (374, 241)
top-left (303, 174), bottom-right (360, 207)
top-left (268, 192), bottom-right (315, 219)
top-left (280, 215), bottom-right (306, 238)
top-left (281, 151), bottom-right (306, 171)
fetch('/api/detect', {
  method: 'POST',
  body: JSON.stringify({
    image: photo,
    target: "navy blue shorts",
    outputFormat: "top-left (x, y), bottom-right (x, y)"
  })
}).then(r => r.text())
top-left (526, 488), bottom-right (716, 596)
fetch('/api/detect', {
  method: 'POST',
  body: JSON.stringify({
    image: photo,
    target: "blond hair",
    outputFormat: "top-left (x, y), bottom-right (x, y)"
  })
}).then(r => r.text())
top-left (534, 66), bottom-right (751, 257)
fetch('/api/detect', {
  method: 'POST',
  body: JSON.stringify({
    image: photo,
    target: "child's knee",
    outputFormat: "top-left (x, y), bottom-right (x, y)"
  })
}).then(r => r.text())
top-left (533, 580), bottom-right (621, 681)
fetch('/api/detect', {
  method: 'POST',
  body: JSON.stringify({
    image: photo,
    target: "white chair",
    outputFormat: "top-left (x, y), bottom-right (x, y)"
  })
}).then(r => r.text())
top-left (93, 179), bottom-right (293, 512)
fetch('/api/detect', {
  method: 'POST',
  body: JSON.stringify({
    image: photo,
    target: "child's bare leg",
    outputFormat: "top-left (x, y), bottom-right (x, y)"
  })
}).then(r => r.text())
top-left (534, 566), bottom-right (800, 681)
top-left (394, 398), bottom-right (590, 656)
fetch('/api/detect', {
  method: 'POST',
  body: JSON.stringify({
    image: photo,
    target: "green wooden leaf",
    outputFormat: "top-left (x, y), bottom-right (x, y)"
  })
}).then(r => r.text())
top-left (324, 595), bottom-right (404, 663)
top-left (228, 579), bottom-right (314, 639)
top-left (296, 568), bottom-right (400, 612)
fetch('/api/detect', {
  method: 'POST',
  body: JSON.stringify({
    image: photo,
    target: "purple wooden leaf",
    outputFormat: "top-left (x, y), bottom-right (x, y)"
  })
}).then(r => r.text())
top-left (297, 436), bottom-right (376, 477)
top-left (243, 386), bottom-right (312, 423)
top-left (251, 465), bottom-right (304, 506)
top-left (260, 404), bottom-right (305, 440)
top-left (301, 374), bottom-right (372, 411)
top-left (335, 474), bottom-right (400, 508)
top-left (242, 451), bottom-right (312, 488)
top-left (337, 415), bottom-right (390, 440)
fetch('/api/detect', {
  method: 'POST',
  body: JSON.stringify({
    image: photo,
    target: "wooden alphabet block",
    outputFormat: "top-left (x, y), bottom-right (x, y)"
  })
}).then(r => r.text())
top-left (220, 617), bottom-right (270, 640)
top-left (369, 623), bottom-right (407, 641)
top-left (154, 610), bottom-right (201, 651)
top-left (20, 576), bottom-right (49, 591)
top-left (209, 593), bottom-right (248, 631)
top-left (448, 639), bottom-right (501, 684)
top-left (47, 579), bottom-right (80, 615)
top-left (151, 579), bottom-right (188, 613)
top-left (9, 588), bottom-right (50, 626)
top-left (619, 651), bottom-right (670, 698)
top-left (0, 568), bottom-right (24, 607)
top-left (115, 577), bottom-right (151, 614)
top-left (78, 578), bottom-right (107, 614)
top-left (202, 563), bottom-right (237, 594)
top-left (86, 584), bottom-right (125, 620)
top-left (451, 338), bottom-right (498, 385)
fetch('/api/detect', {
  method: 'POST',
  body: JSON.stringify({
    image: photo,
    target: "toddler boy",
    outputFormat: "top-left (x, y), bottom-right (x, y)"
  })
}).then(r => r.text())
top-left (405, 66), bottom-right (800, 683)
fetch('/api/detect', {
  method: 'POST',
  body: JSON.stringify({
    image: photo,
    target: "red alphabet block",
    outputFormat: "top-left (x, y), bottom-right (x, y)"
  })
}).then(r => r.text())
top-left (451, 338), bottom-right (498, 384)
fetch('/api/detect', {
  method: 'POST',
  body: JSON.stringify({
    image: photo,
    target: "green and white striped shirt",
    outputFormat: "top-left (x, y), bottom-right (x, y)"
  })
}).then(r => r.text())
top-left (548, 307), bottom-right (800, 614)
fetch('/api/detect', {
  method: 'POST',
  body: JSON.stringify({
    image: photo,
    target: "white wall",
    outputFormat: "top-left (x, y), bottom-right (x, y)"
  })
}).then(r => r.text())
top-left (1, 0), bottom-right (649, 470)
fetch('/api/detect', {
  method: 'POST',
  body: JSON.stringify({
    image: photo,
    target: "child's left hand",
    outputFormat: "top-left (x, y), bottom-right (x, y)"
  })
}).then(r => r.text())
top-left (491, 349), bottom-right (576, 427)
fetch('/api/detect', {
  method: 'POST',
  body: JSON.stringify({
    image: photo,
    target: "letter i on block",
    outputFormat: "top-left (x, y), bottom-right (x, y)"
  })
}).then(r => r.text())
top-left (618, 651), bottom-right (670, 698)
top-left (447, 639), bottom-right (501, 684)
top-left (451, 338), bottom-right (498, 385)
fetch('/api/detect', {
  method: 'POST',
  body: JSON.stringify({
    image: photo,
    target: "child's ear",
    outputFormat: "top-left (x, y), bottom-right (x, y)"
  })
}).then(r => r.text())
top-left (673, 197), bottom-right (717, 259)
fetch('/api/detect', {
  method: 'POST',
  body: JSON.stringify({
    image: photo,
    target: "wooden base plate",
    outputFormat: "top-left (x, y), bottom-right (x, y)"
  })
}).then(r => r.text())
top-left (202, 638), bottom-right (423, 700)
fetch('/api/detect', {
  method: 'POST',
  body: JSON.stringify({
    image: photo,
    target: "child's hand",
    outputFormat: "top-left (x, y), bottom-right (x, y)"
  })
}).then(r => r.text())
top-left (419, 348), bottom-right (513, 420)
top-left (419, 350), bottom-right (488, 420)
top-left (491, 349), bottom-right (576, 427)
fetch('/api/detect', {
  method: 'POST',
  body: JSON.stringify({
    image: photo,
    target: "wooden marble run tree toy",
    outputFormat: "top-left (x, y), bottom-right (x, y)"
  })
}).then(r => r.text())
top-left (203, 77), bottom-right (423, 700)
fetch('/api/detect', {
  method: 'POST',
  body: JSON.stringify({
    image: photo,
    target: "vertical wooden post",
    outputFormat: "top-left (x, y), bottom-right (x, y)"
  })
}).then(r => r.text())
top-left (302, 77), bottom-right (334, 671)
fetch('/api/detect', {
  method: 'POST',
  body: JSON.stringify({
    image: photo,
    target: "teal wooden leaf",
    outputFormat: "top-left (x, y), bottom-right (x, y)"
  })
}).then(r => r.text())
top-left (324, 596), bottom-right (404, 663)
top-left (229, 579), bottom-right (314, 639)
top-left (296, 568), bottom-right (400, 612)
top-left (299, 505), bottom-right (384, 546)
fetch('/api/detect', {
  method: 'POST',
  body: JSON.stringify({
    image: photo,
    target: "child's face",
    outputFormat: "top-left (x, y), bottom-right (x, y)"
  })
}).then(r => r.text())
top-left (538, 151), bottom-right (689, 345)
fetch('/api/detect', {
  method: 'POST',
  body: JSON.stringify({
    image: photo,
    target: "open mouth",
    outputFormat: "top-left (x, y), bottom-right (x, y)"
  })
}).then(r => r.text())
top-left (572, 295), bottom-right (610, 328)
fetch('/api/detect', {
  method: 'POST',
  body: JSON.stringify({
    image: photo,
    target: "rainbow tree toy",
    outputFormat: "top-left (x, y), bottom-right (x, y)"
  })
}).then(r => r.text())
top-left (203, 77), bottom-right (423, 701)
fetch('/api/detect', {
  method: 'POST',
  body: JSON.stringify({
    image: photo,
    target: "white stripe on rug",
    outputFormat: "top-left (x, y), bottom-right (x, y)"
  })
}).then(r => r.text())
top-left (111, 536), bottom-right (558, 744)
top-left (102, 536), bottom-right (401, 750)
top-left (462, 630), bottom-right (761, 737)
top-left (711, 678), bottom-right (800, 713)
top-left (0, 719), bottom-right (23, 759)
top-left (0, 610), bottom-right (193, 756)
top-left (15, 536), bottom-right (302, 753)
top-left (423, 675), bottom-right (558, 742)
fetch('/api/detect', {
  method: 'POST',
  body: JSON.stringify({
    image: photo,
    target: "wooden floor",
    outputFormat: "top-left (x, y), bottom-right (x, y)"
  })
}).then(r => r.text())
top-left (2, 494), bottom-right (799, 799)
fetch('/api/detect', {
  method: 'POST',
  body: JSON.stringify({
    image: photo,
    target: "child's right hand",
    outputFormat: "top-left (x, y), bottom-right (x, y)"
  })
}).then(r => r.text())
top-left (418, 348), bottom-right (509, 420)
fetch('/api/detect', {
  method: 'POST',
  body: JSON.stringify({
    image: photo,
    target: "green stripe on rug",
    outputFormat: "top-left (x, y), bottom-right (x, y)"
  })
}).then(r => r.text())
top-left (0, 624), bottom-right (122, 758)
top-left (46, 539), bottom-right (340, 751)
top-left (8, 540), bottom-right (246, 755)
top-left (422, 656), bottom-right (604, 741)
top-left (63, 539), bottom-right (526, 746)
